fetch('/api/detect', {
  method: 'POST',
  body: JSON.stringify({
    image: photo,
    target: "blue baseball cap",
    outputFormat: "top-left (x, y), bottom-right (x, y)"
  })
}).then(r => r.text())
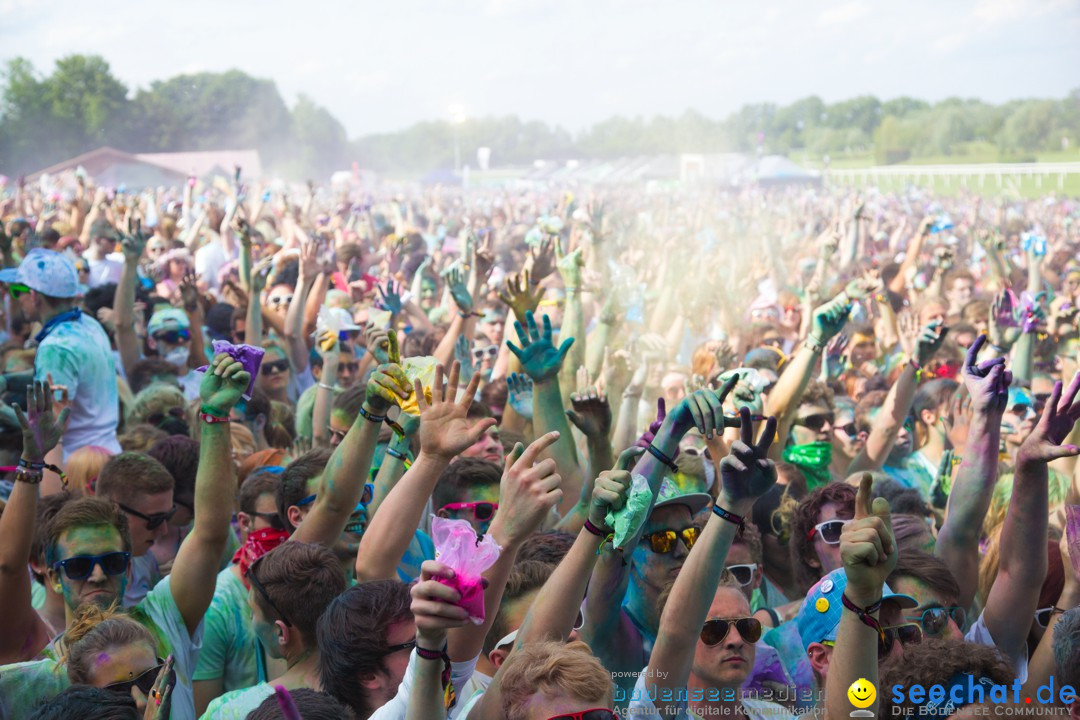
top-left (0, 248), bottom-right (79, 299)
top-left (794, 568), bottom-right (918, 651)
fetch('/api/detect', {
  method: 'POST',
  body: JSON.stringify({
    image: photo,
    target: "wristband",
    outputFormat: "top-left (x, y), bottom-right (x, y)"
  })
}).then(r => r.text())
top-left (711, 505), bottom-right (745, 539)
top-left (841, 592), bottom-right (885, 646)
top-left (200, 404), bottom-right (228, 419)
top-left (646, 444), bottom-right (679, 474)
top-left (583, 518), bottom-right (609, 537)
top-left (803, 335), bottom-right (826, 354)
top-left (14, 466), bottom-right (44, 484)
top-left (318, 382), bottom-right (335, 391)
top-left (414, 645), bottom-right (456, 710)
top-left (908, 357), bottom-right (923, 381)
top-left (357, 405), bottom-right (387, 424)
top-left (18, 458), bottom-right (46, 471)
top-left (200, 412), bottom-right (231, 424)
top-left (386, 447), bottom-right (408, 462)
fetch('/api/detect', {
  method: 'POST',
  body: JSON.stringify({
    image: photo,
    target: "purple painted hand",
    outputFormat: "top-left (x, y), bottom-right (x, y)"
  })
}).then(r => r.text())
top-left (961, 335), bottom-right (1011, 417)
top-left (1017, 372), bottom-right (1080, 466)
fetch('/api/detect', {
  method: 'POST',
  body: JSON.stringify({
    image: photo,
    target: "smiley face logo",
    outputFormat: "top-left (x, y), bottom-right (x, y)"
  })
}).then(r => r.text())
top-left (848, 678), bottom-right (876, 709)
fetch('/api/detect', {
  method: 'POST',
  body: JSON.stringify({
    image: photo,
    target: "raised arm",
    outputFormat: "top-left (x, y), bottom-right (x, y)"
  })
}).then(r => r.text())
top-left (407, 561), bottom-right (472, 720)
top-left (985, 373), bottom-right (1080, 664)
top-left (355, 362), bottom-right (496, 582)
top-left (284, 240), bottom-right (318, 373)
top-left (245, 257), bottom-right (271, 349)
top-left (935, 335), bottom-right (1009, 610)
top-left (311, 331), bottom-right (340, 447)
top-left (0, 380), bottom-right (69, 662)
top-left (555, 241), bottom-right (587, 395)
top-left (294, 342), bottom-right (410, 548)
top-left (433, 267), bottom-right (476, 368)
top-left (507, 311), bottom-right (583, 517)
top-left (113, 222), bottom-right (148, 378)
top-left (888, 216), bottom-right (932, 296)
top-left (647, 410), bottom-right (779, 718)
top-left (559, 389), bottom-right (614, 534)
top-left (178, 270), bottom-right (207, 371)
top-left (170, 354), bottom-right (250, 636)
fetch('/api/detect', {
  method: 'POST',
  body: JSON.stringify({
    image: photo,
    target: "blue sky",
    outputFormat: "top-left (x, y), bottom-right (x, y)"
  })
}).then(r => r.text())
top-left (2, 0), bottom-right (1078, 137)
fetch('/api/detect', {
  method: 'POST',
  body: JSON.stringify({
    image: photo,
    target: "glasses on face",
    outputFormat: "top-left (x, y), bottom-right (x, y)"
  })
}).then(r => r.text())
top-left (52, 551), bottom-right (131, 581)
top-left (153, 329), bottom-right (190, 345)
top-left (247, 558), bottom-right (293, 626)
top-left (340, 361), bottom-right (360, 373)
top-left (117, 502), bottom-right (176, 531)
top-left (641, 526), bottom-right (700, 554)
top-left (546, 711), bottom-right (618, 720)
top-left (472, 345), bottom-right (499, 361)
top-left (808, 519), bottom-right (848, 544)
top-left (437, 501), bottom-right (498, 522)
top-left (261, 359), bottom-right (290, 376)
top-left (1035, 607), bottom-right (1064, 628)
top-left (700, 616), bottom-right (762, 646)
top-left (147, 407), bottom-right (186, 426)
top-left (267, 294), bottom-right (294, 307)
top-left (726, 563), bottom-right (758, 587)
top-left (8, 283), bottom-right (31, 299)
top-left (906, 606), bottom-right (966, 637)
top-left (104, 658), bottom-right (164, 697)
top-left (796, 413), bottom-right (834, 432)
top-left (249, 510), bottom-right (286, 530)
top-left (296, 483), bottom-right (374, 512)
top-left (879, 623), bottom-right (923, 655)
top-left (837, 422), bottom-right (858, 439)
top-left (382, 638), bottom-right (417, 657)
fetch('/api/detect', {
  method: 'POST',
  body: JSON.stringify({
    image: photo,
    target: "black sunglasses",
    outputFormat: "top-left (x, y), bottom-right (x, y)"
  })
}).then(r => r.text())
top-left (249, 510), bottom-right (286, 530)
top-left (837, 422), bottom-right (857, 438)
top-left (382, 638), bottom-right (417, 657)
top-left (641, 526), bottom-right (699, 554)
top-left (905, 606), bottom-right (966, 637)
top-left (261, 359), bottom-right (290, 376)
top-left (247, 558), bottom-right (293, 626)
top-left (340, 361), bottom-right (360, 373)
top-left (52, 551), bottom-right (131, 581)
top-left (153, 329), bottom-right (190, 344)
top-left (700, 617), bottom-right (762, 645)
top-left (104, 659), bottom-right (163, 697)
top-left (117, 502), bottom-right (176, 531)
top-left (796, 413), bottom-right (834, 431)
top-left (147, 407), bottom-right (186, 426)
top-left (879, 623), bottom-right (923, 655)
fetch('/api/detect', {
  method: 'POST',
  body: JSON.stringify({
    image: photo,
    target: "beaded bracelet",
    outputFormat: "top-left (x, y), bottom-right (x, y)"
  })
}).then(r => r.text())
top-left (14, 466), bottom-right (44, 484)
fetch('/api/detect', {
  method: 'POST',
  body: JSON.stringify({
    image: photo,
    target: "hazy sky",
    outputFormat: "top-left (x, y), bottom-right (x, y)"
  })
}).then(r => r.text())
top-left (3, 0), bottom-right (1078, 138)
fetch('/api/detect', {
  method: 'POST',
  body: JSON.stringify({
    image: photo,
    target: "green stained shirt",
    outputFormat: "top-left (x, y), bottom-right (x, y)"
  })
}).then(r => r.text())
top-left (193, 568), bottom-right (259, 693)
top-left (199, 681), bottom-right (274, 720)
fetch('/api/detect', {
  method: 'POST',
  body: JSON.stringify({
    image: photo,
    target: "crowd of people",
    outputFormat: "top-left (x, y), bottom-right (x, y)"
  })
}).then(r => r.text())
top-left (0, 169), bottom-right (1079, 720)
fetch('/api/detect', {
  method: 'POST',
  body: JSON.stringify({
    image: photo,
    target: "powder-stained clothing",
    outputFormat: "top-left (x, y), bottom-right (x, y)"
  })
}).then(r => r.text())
top-left (193, 568), bottom-right (260, 695)
top-left (33, 311), bottom-right (120, 460)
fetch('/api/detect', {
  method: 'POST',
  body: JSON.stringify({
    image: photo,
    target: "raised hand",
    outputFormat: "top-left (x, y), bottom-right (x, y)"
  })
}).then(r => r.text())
top-left (376, 279), bottom-right (403, 315)
top-left (498, 269), bottom-right (544, 321)
top-left (416, 361), bottom-right (497, 460)
top-left (566, 388), bottom-right (612, 440)
top-left (179, 270), bottom-right (201, 313)
top-left (234, 218), bottom-right (252, 249)
top-left (315, 329), bottom-right (340, 361)
top-left (298, 239), bottom-right (320, 285)
top-left (444, 265), bottom-right (474, 314)
top-left (809, 294), bottom-right (853, 346)
top-left (250, 256), bottom-right (274, 294)
top-left (489, 431), bottom-right (564, 545)
top-left (589, 447), bottom-right (646, 532)
top-left (507, 311), bottom-right (573, 383)
top-left (989, 290), bottom-right (1021, 351)
top-left (844, 276), bottom-right (881, 301)
top-left (525, 236), bottom-right (558, 282)
top-left (119, 218), bottom-right (148, 264)
top-left (823, 333), bottom-right (849, 381)
top-left (143, 655), bottom-right (175, 720)
top-left (840, 474), bottom-right (897, 605)
top-left (718, 407), bottom-right (778, 506)
top-left (365, 324), bottom-right (392, 366)
top-left (366, 333), bottom-right (412, 414)
top-left (454, 335), bottom-right (477, 378)
top-left (961, 335), bottom-right (1010, 416)
top-left (472, 231), bottom-right (496, 284)
top-left (669, 373), bottom-right (740, 439)
top-left (410, 561), bottom-right (470, 647)
top-left (914, 321), bottom-right (948, 366)
top-left (199, 353), bottom-right (252, 414)
top-left (1017, 373), bottom-right (1080, 465)
top-left (555, 239), bottom-right (585, 289)
top-left (14, 379), bottom-right (71, 461)
top-left (506, 373), bottom-right (534, 419)
top-left (934, 246), bottom-right (955, 271)
top-left (636, 398), bottom-right (668, 447)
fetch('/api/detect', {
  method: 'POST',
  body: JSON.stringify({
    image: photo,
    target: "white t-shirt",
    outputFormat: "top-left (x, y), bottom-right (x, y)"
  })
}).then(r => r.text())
top-left (87, 256), bottom-right (124, 287)
top-left (195, 236), bottom-right (237, 292)
top-left (965, 610), bottom-right (1028, 682)
top-left (626, 668), bottom-right (796, 720)
top-left (370, 651), bottom-right (478, 720)
top-left (34, 311), bottom-right (121, 460)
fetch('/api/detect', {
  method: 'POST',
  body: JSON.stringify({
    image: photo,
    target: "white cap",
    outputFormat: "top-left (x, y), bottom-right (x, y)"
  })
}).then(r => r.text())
top-left (0, 248), bottom-right (79, 298)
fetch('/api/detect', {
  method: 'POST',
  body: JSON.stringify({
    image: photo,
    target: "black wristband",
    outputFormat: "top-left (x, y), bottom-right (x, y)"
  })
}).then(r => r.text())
top-left (415, 644), bottom-right (447, 660)
top-left (711, 504), bottom-right (746, 538)
top-left (646, 444), bottom-right (678, 474)
top-left (357, 405), bottom-right (387, 424)
top-left (583, 518), bottom-right (609, 537)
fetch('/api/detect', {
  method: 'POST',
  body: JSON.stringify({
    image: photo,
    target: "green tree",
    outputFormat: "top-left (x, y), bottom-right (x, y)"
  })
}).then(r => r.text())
top-left (289, 94), bottom-right (349, 179)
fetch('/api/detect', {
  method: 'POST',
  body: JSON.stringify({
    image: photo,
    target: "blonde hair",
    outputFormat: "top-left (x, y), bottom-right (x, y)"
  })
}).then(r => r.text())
top-left (125, 383), bottom-right (186, 427)
top-left (65, 446), bottom-right (114, 496)
top-left (63, 604), bottom-right (156, 684)
top-left (499, 641), bottom-right (612, 720)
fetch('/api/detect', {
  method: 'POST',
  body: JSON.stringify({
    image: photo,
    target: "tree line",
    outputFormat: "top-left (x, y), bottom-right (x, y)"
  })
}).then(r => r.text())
top-left (2, 54), bottom-right (1077, 178)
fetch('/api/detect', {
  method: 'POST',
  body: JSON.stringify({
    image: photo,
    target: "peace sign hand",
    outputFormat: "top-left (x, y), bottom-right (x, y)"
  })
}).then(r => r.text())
top-left (717, 407), bottom-right (778, 510)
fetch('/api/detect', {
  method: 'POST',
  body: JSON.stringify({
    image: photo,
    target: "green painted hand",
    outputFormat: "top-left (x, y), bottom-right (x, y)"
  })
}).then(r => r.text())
top-left (507, 311), bottom-right (573, 382)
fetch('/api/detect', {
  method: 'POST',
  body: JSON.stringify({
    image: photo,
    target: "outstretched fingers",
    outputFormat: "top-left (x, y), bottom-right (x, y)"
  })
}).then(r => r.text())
top-left (756, 416), bottom-right (778, 454)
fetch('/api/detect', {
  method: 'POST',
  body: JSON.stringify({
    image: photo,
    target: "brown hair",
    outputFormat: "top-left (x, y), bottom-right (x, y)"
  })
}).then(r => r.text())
top-left (147, 436), bottom-right (199, 505)
top-left (65, 446), bottom-right (113, 496)
top-left (44, 497), bottom-right (132, 565)
top-left (889, 549), bottom-right (960, 605)
top-left (117, 424), bottom-right (168, 453)
top-left (277, 447), bottom-right (333, 531)
top-left (733, 520), bottom-right (763, 565)
top-left (95, 453), bottom-right (174, 500)
top-left (239, 470), bottom-right (284, 515)
top-left (249, 542), bottom-right (347, 646)
top-left (64, 604), bottom-right (156, 685)
top-left (484, 560), bottom-right (554, 657)
top-left (789, 483), bottom-right (856, 592)
top-left (32, 492), bottom-right (73, 583)
top-left (879, 638), bottom-right (1013, 716)
top-left (499, 641), bottom-right (613, 720)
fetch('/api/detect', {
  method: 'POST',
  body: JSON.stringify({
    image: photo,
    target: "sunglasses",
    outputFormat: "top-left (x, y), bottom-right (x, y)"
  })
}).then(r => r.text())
top-left (1035, 606), bottom-right (1064, 628)
top-left (382, 638), bottom-right (417, 657)
top-left (472, 345), bottom-right (499, 361)
top-left (837, 422), bottom-right (857, 439)
top-left (147, 407), bottom-right (186, 426)
top-left (8, 283), bottom-right (31, 299)
top-left (248, 510), bottom-right (286, 530)
top-left (437, 501), bottom-right (498, 522)
top-left (808, 519), bottom-right (848, 544)
top-left (546, 711), bottom-right (617, 720)
top-left (52, 551), bottom-right (131, 581)
top-left (726, 563), bottom-right (758, 587)
top-left (700, 617), bottom-right (762, 646)
top-left (296, 483), bottom-right (374, 511)
top-left (267, 294), bottom-right (294, 307)
top-left (879, 623), bottom-right (923, 655)
top-left (796, 413), bottom-right (834, 431)
top-left (905, 606), bottom-right (966, 637)
top-left (117, 502), bottom-right (176, 531)
top-left (641, 526), bottom-right (699, 554)
top-left (153, 329), bottom-right (190, 344)
top-left (104, 659), bottom-right (164, 697)
top-left (247, 557), bottom-right (292, 626)
top-left (497, 611), bottom-right (585, 650)
top-left (340, 361), bottom-right (360, 373)
top-left (261, 359), bottom-right (290, 376)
